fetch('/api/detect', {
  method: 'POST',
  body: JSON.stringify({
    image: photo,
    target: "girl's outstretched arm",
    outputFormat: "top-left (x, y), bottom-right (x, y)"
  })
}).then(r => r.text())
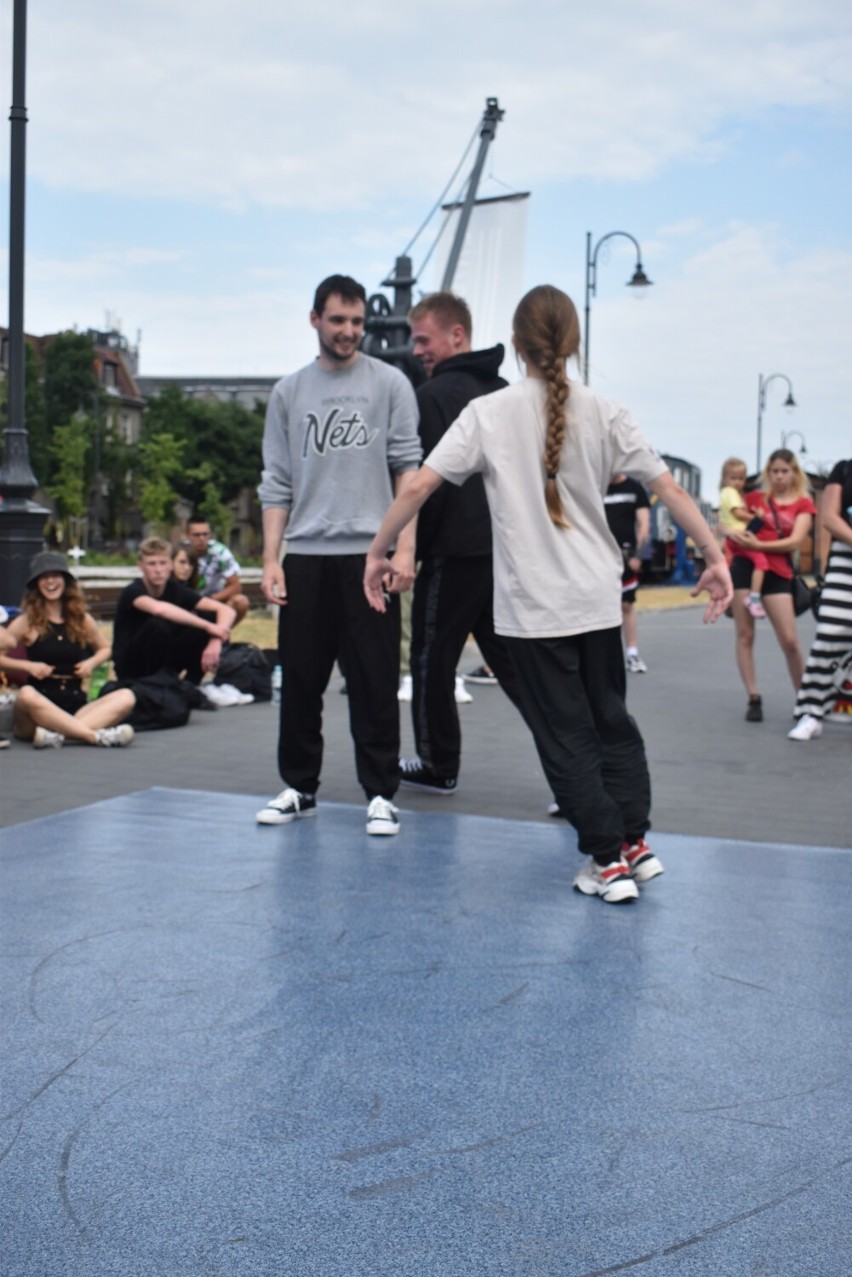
top-left (364, 466), bottom-right (444, 612)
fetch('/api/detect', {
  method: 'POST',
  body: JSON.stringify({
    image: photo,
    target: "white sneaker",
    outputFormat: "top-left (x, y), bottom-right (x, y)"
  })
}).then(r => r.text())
top-left (33, 726), bottom-right (65, 750)
top-left (366, 796), bottom-right (400, 836)
top-left (626, 653), bottom-right (648, 673)
top-left (397, 674), bottom-right (413, 703)
top-left (454, 675), bottom-right (473, 704)
top-left (573, 857), bottom-right (639, 903)
top-left (788, 714), bottom-right (823, 742)
top-left (94, 725), bottom-right (135, 747)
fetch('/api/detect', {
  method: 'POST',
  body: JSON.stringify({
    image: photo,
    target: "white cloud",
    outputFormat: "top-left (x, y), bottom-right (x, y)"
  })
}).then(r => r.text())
top-left (11, 1), bottom-right (852, 209)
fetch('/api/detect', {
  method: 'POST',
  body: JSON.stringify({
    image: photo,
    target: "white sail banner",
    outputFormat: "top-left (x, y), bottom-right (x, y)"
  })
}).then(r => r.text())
top-left (426, 192), bottom-right (530, 379)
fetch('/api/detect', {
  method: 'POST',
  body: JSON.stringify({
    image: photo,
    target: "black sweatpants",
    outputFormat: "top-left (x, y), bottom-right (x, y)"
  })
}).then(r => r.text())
top-left (116, 617), bottom-right (208, 684)
top-left (277, 553), bottom-right (401, 800)
top-left (505, 627), bottom-right (651, 863)
top-left (410, 554), bottom-right (526, 779)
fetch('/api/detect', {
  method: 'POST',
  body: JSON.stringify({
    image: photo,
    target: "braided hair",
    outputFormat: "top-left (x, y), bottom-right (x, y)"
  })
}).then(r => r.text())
top-left (512, 286), bottom-right (581, 529)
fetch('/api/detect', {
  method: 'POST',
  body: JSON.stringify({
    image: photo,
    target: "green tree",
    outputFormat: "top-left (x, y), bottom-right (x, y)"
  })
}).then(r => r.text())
top-left (99, 422), bottom-right (135, 540)
top-left (47, 416), bottom-right (91, 544)
top-left (142, 387), bottom-right (263, 510)
top-left (137, 432), bottom-right (186, 531)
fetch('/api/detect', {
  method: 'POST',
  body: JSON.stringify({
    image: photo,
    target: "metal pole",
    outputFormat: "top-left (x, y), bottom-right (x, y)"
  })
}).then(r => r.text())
top-left (582, 230), bottom-right (648, 387)
top-left (0, 0), bottom-right (48, 604)
top-left (583, 231), bottom-right (592, 385)
top-left (440, 98), bottom-right (504, 291)
top-left (756, 374), bottom-right (765, 474)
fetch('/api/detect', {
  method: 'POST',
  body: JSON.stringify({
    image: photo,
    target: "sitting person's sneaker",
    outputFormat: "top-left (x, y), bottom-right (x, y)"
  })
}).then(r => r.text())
top-left (94, 725), bottom-right (135, 747)
top-left (33, 727), bottom-right (65, 750)
top-left (626, 652), bottom-right (648, 673)
top-left (454, 675), bottom-right (473, 704)
top-left (465, 665), bottom-right (497, 685)
top-left (256, 788), bottom-right (317, 825)
top-left (399, 757), bottom-right (457, 795)
top-left (745, 695), bottom-right (763, 722)
top-left (573, 857), bottom-right (639, 903)
top-left (788, 713), bottom-right (823, 741)
top-left (547, 799), bottom-right (562, 817)
top-left (366, 795), bottom-right (400, 836)
top-left (622, 837), bottom-right (664, 882)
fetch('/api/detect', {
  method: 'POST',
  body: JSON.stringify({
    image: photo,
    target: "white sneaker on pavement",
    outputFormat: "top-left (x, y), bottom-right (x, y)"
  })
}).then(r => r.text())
top-left (398, 674), bottom-right (413, 703)
top-left (95, 725), bottom-right (135, 747)
top-left (788, 714), bottom-right (823, 742)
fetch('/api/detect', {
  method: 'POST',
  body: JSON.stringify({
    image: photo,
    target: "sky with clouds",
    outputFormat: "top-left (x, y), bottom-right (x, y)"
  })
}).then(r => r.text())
top-left (2, 0), bottom-right (851, 492)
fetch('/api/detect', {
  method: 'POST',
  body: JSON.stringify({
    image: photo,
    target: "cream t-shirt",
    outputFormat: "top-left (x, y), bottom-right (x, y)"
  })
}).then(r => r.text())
top-left (425, 378), bottom-right (668, 638)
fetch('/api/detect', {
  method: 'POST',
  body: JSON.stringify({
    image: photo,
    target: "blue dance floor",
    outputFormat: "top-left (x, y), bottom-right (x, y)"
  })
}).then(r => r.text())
top-left (2, 789), bottom-right (850, 1276)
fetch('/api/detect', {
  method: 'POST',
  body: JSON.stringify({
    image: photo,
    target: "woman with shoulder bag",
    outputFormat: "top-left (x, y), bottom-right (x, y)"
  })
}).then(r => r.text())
top-left (789, 458), bottom-right (852, 740)
top-left (726, 449), bottom-right (816, 722)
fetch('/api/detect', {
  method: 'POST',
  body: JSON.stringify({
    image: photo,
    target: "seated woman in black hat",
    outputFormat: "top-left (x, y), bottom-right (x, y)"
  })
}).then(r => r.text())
top-left (0, 551), bottom-right (136, 749)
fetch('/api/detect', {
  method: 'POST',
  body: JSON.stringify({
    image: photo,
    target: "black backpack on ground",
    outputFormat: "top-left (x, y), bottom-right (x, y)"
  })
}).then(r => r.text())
top-left (213, 643), bottom-right (273, 701)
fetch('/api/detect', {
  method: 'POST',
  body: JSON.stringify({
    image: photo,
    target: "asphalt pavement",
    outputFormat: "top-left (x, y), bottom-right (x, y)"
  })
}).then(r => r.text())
top-left (2, 603), bottom-right (848, 848)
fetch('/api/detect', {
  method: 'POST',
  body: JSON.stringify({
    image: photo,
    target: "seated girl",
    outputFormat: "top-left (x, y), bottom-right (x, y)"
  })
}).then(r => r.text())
top-left (0, 551), bottom-right (136, 749)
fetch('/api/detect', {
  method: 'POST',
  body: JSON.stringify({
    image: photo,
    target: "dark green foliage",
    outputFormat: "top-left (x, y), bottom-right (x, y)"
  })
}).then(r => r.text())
top-left (142, 386), bottom-right (263, 508)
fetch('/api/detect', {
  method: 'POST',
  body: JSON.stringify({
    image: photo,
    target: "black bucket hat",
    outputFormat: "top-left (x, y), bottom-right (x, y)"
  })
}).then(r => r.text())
top-left (26, 550), bottom-right (75, 587)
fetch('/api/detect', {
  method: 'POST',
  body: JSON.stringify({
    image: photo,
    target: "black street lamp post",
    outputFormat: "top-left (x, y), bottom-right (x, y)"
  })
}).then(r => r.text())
top-left (755, 373), bottom-right (796, 473)
top-left (0, 0), bottom-right (48, 605)
top-left (583, 230), bottom-right (652, 385)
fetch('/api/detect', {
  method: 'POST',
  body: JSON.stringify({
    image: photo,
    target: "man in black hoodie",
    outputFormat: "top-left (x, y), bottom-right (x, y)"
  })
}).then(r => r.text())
top-left (399, 292), bottom-right (526, 794)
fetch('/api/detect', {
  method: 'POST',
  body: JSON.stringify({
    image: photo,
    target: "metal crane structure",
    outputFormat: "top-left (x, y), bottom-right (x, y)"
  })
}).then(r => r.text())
top-left (361, 97), bottom-right (505, 379)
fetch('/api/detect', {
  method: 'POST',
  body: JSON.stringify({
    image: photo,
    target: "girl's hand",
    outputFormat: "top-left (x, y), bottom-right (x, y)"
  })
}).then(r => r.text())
top-left (29, 661), bottom-right (54, 679)
top-left (364, 555), bottom-right (395, 612)
top-left (74, 657), bottom-right (97, 679)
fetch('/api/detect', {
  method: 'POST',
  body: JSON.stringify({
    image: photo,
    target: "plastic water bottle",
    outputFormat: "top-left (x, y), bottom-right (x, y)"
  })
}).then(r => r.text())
top-left (87, 663), bottom-right (110, 702)
top-left (271, 664), bottom-right (282, 706)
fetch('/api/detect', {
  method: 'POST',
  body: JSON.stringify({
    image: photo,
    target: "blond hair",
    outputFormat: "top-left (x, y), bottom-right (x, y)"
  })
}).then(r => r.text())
top-left (719, 456), bottom-right (747, 489)
top-left (139, 536), bottom-right (171, 558)
top-left (512, 285), bottom-right (581, 528)
top-left (409, 292), bottom-right (472, 339)
top-left (761, 449), bottom-right (810, 500)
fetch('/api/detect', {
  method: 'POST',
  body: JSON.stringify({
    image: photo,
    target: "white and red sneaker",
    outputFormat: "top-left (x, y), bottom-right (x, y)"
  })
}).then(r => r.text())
top-left (623, 838), bottom-right (665, 882)
top-left (573, 857), bottom-right (639, 904)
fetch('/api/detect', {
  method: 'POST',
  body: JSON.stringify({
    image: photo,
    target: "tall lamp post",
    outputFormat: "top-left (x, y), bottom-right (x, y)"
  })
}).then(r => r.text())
top-left (583, 230), bottom-right (652, 385)
top-left (0, 0), bottom-right (48, 605)
top-left (781, 428), bottom-right (807, 457)
top-left (755, 373), bottom-right (796, 473)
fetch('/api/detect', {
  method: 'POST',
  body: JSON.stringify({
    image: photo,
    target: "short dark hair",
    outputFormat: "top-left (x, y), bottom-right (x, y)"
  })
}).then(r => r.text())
top-left (313, 274), bottom-right (367, 316)
top-left (187, 513), bottom-right (210, 529)
top-left (409, 292), bottom-right (472, 339)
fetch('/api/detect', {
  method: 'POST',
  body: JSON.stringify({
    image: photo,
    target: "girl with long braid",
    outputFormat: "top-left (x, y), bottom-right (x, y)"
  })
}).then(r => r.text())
top-left (365, 285), bottom-right (732, 904)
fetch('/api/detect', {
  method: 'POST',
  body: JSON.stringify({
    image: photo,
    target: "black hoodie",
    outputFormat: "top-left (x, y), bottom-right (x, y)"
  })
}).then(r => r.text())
top-left (415, 344), bottom-right (506, 559)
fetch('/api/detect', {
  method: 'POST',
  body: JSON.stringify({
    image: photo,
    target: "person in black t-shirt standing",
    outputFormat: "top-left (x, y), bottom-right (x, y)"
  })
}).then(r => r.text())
top-left (113, 537), bottom-right (236, 683)
top-left (604, 474), bottom-right (651, 673)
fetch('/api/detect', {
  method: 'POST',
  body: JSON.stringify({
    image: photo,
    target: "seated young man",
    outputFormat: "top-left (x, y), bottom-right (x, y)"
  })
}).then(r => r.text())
top-left (113, 537), bottom-right (236, 684)
top-left (186, 516), bottom-right (250, 627)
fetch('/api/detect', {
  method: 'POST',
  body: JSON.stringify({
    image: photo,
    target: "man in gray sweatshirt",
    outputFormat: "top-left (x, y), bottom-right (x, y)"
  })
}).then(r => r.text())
top-left (256, 274), bottom-right (422, 836)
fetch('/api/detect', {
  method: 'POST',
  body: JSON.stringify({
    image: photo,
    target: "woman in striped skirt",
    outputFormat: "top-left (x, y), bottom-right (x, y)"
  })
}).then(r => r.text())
top-left (789, 458), bottom-right (852, 740)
